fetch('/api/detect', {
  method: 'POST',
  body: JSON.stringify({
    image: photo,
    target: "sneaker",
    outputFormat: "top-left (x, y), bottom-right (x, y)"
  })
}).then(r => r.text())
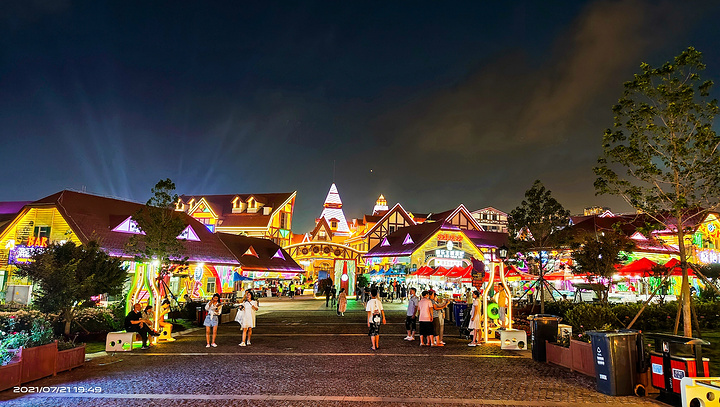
top-left (141, 345), bottom-right (150, 349)
top-left (403, 336), bottom-right (410, 341)
top-left (206, 344), bottom-right (211, 348)
top-left (239, 342), bottom-right (246, 347)
top-left (211, 343), bottom-right (217, 347)
top-left (468, 343), bottom-right (477, 347)
top-left (246, 341), bottom-right (251, 345)
top-left (407, 337), bottom-right (414, 341)
top-left (440, 341), bottom-right (446, 345)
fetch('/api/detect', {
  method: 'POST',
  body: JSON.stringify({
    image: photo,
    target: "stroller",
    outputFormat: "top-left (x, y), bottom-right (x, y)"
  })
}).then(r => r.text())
top-left (459, 306), bottom-right (473, 340)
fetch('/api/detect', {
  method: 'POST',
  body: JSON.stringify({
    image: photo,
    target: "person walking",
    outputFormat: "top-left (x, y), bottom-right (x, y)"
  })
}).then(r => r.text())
top-left (404, 287), bottom-right (419, 341)
top-left (400, 284), bottom-right (407, 304)
top-left (204, 294), bottom-right (222, 347)
top-left (417, 291), bottom-right (435, 347)
top-left (365, 287), bottom-right (386, 350)
top-left (337, 288), bottom-right (347, 316)
top-left (468, 290), bottom-right (482, 346)
top-left (238, 291), bottom-right (259, 346)
top-left (325, 284), bottom-right (331, 307)
top-left (331, 284), bottom-right (337, 306)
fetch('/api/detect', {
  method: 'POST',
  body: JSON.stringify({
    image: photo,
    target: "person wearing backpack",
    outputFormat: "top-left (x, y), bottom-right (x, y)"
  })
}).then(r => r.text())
top-left (365, 287), bottom-right (386, 350)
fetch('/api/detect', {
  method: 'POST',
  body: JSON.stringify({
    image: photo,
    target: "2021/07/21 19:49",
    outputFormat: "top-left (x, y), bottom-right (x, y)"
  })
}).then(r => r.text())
top-left (13, 386), bottom-right (103, 393)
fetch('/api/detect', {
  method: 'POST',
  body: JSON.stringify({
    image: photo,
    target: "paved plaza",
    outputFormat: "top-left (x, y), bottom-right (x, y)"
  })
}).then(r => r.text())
top-left (1, 297), bottom-right (669, 407)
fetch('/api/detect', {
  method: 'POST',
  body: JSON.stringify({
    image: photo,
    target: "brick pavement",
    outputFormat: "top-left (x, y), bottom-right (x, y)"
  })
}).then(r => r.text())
top-left (0, 296), bottom-right (670, 407)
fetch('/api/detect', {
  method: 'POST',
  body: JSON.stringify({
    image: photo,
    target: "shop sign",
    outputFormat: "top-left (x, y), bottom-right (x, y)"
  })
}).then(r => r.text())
top-left (9, 245), bottom-right (45, 264)
top-left (437, 233), bottom-right (463, 242)
top-left (26, 236), bottom-right (49, 247)
top-left (435, 249), bottom-right (464, 260)
top-left (698, 250), bottom-right (720, 264)
top-left (435, 258), bottom-right (463, 268)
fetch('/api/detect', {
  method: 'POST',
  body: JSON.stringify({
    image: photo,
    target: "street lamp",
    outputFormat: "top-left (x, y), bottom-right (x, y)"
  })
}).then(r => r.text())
top-left (497, 245), bottom-right (509, 260)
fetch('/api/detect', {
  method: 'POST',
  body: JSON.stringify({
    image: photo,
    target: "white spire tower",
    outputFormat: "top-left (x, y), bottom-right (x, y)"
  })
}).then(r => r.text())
top-left (319, 183), bottom-right (350, 236)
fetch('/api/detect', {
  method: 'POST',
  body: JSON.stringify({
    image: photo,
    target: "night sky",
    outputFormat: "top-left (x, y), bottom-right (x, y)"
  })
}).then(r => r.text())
top-left (2, 1), bottom-right (720, 232)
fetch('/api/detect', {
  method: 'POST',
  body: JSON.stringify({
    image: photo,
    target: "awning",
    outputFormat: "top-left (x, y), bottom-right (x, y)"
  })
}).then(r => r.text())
top-left (616, 257), bottom-right (658, 277)
top-left (664, 258), bottom-right (695, 277)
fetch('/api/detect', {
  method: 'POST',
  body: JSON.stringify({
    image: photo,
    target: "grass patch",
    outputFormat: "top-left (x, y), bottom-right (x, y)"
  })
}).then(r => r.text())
top-left (84, 341), bottom-right (106, 354)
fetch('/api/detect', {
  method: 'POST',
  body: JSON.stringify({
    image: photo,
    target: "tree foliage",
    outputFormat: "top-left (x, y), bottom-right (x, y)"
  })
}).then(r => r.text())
top-left (508, 180), bottom-right (571, 263)
top-left (594, 47), bottom-right (720, 335)
top-left (126, 178), bottom-right (188, 271)
top-left (16, 241), bottom-right (127, 335)
top-left (570, 231), bottom-right (636, 303)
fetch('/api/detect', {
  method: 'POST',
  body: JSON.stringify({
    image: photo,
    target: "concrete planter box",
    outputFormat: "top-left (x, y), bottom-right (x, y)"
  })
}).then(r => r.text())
top-left (21, 341), bottom-right (57, 384)
top-left (546, 341), bottom-right (572, 369)
top-left (570, 339), bottom-right (595, 377)
top-left (0, 348), bottom-right (23, 392)
top-left (545, 340), bottom-right (595, 377)
top-left (56, 344), bottom-right (85, 373)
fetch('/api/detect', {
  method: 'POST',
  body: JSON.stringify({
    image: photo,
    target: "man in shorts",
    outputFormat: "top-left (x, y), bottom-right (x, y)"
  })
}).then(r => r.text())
top-left (404, 287), bottom-right (419, 341)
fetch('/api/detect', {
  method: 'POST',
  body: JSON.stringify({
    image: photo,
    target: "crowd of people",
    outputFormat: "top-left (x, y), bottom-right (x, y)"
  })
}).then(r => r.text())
top-left (124, 281), bottom-right (511, 351)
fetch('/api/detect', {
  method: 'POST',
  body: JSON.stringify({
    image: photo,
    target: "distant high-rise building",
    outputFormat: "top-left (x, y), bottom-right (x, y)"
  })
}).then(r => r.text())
top-left (584, 206), bottom-right (612, 216)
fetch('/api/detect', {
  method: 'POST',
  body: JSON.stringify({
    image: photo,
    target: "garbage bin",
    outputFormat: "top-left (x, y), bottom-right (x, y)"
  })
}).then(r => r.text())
top-left (528, 314), bottom-right (560, 362)
top-left (645, 333), bottom-right (710, 397)
top-left (196, 306), bottom-right (208, 326)
top-left (586, 330), bottom-right (642, 396)
top-left (454, 302), bottom-right (468, 327)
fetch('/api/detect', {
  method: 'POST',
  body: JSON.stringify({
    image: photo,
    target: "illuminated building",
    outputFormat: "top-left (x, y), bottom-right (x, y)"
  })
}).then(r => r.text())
top-left (176, 192), bottom-right (296, 247)
top-left (471, 207), bottom-right (509, 233)
top-left (0, 191), bottom-right (301, 310)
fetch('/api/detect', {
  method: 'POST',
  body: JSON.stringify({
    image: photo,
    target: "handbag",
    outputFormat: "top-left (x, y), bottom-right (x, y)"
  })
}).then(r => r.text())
top-left (235, 308), bottom-right (244, 325)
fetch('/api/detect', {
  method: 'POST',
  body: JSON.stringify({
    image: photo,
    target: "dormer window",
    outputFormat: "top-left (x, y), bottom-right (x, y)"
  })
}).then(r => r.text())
top-left (175, 199), bottom-right (185, 212)
top-left (232, 196), bottom-right (243, 213)
top-left (331, 221), bottom-right (338, 229)
top-left (188, 198), bottom-right (195, 209)
top-left (247, 197), bottom-right (258, 213)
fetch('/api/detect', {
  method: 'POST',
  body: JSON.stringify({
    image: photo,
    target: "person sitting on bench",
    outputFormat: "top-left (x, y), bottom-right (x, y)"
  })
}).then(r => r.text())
top-left (125, 303), bottom-right (160, 349)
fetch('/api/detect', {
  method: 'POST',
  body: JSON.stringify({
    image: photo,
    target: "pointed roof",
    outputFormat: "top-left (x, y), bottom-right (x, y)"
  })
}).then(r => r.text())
top-left (216, 233), bottom-right (303, 272)
top-left (319, 183), bottom-right (350, 235)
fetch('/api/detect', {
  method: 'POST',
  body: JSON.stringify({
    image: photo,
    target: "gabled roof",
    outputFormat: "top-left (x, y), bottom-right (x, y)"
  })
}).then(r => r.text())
top-left (30, 190), bottom-right (238, 264)
top-left (310, 217), bottom-right (334, 241)
top-left (362, 203), bottom-right (416, 238)
top-left (180, 192), bottom-right (295, 229)
top-left (426, 204), bottom-right (483, 230)
top-left (217, 233), bottom-right (302, 272)
top-left (472, 206), bottom-right (508, 216)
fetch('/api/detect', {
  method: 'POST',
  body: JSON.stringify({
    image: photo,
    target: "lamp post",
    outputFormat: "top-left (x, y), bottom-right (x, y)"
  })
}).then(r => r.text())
top-left (496, 245), bottom-right (511, 330)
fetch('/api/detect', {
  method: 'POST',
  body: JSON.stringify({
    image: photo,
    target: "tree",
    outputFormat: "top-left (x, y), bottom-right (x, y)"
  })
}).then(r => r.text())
top-left (16, 241), bottom-right (127, 335)
top-left (126, 179), bottom-right (188, 275)
top-left (570, 231), bottom-right (636, 303)
top-left (594, 47), bottom-right (720, 336)
top-left (507, 180), bottom-right (571, 313)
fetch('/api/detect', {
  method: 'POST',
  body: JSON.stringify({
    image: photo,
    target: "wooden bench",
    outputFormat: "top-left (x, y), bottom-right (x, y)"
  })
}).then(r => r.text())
top-left (105, 331), bottom-right (140, 352)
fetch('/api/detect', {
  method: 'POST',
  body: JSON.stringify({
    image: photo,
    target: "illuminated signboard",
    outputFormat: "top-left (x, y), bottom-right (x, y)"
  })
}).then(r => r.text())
top-left (9, 245), bottom-right (44, 264)
top-left (698, 250), bottom-right (720, 264)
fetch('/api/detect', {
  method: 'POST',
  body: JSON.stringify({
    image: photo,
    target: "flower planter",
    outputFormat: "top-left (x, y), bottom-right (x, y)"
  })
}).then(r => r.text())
top-left (21, 341), bottom-right (57, 384)
top-left (546, 341), bottom-right (572, 369)
top-left (570, 339), bottom-right (595, 377)
top-left (0, 348), bottom-right (23, 392)
top-left (56, 344), bottom-right (85, 373)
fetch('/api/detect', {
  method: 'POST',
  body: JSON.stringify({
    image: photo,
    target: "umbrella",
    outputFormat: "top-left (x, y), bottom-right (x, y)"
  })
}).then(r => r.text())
top-left (233, 272), bottom-right (252, 282)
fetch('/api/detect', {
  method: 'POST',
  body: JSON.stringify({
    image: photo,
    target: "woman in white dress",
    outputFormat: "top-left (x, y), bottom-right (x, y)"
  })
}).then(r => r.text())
top-left (468, 290), bottom-right (482, 347)
top-left (239, 290), bottom-right (259, 346)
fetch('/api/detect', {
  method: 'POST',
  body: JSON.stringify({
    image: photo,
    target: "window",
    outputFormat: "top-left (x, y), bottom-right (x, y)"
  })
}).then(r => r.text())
top-left (206, 277), bottom-right (216, 294)
top-left (331, 221), bottom-right (337, 228)
top-left (389, 226), bottom-right (395, 234)
top-left (492, 214), bottom-right (497, 221)
top-left (280, 212), bottom-right (289, 229)
top-left (34, 226), bottom-right (51, 239)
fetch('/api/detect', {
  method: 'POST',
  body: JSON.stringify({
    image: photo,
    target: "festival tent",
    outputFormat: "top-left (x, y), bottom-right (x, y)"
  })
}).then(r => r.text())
top-left (503, 265), bottom-right (534, 281)
top-left (664, 258), bottom-right (695, 277)
top-left (616, 257), bottom-right (658, 277)
top-left (431, 266), bottom-right (451, 277)
top-left (445, 265), bottom-right (471, 279)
